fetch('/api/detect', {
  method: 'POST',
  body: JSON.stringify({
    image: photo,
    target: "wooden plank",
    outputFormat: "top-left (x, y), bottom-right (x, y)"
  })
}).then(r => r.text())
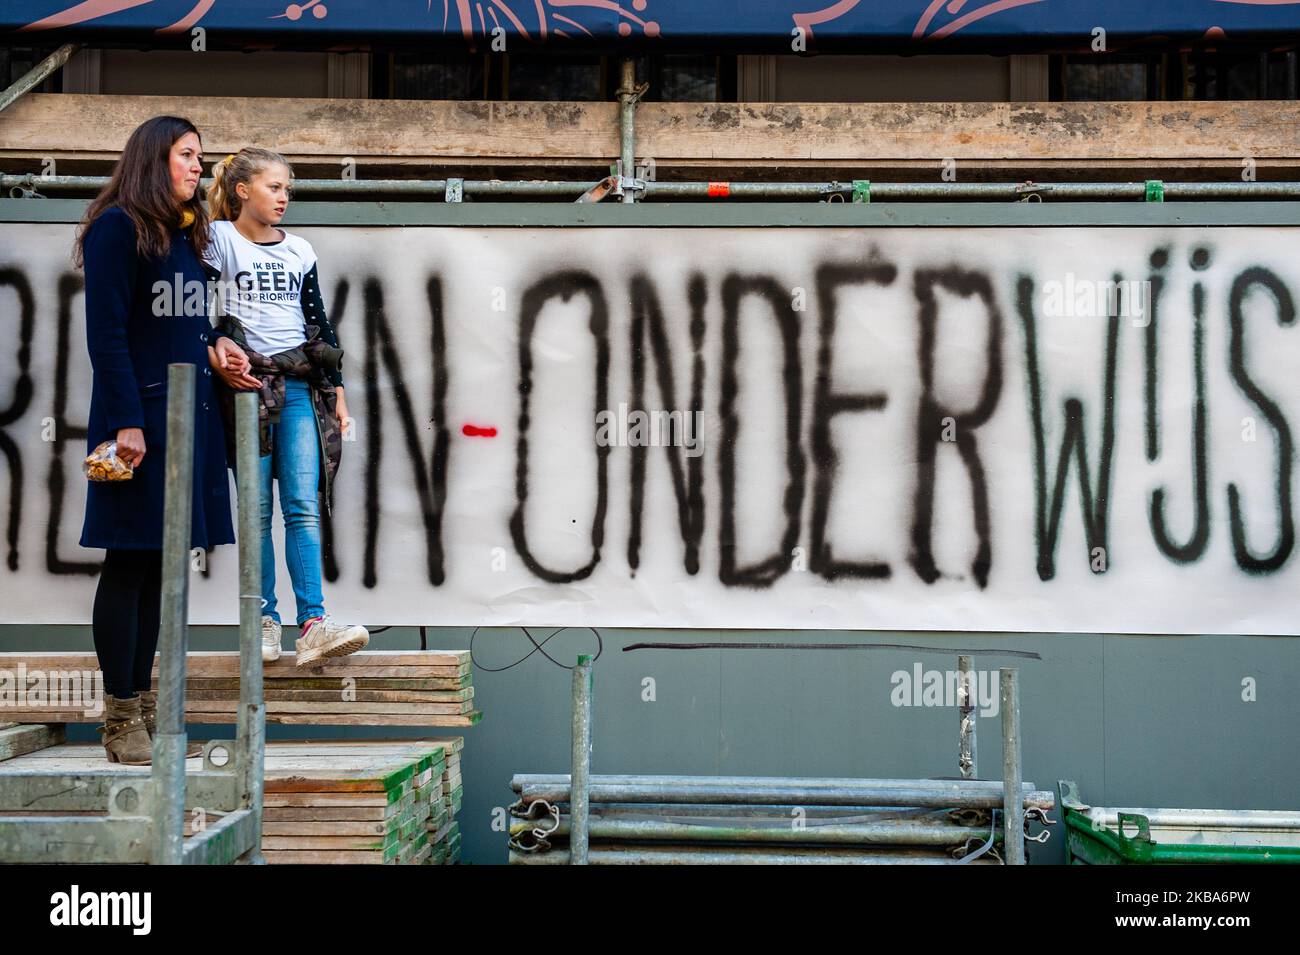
top-left (262, 804), bottom-right (410, 822)
top-left (262, 792), bottom-right (397, 808)
top-left (262, 747), bottom-right (439, 763)
top-left (243, 650), bottom-right (469, 668)
top-left (271, 737), bottom-right (464, 753)
top-left (2, 710), bottom-right (481, 726)
top-left (262, 767), bottom-right (433, 794)
top-left (187, 712), bottom-right (483, 726)
top-left (250, 743), bottom-right (450, 758)
top-left (399, 835), bottom-right (431, 865)
top-left (409, 843), bottom-right (433, 865)
top-left (263, 819), bottom-right (405, 837)
top-left (185, 688), bottom-right (474, 703)
top-left (212, 651), bottom-right (468, 671)
top-left (263, 850), bottom-right (392, 864)
top-left (0, 724), bottom-right (67, 761)
top-left (261, 759), bottom-right (445, 778)
top-left (182, 677), bottom-right (471, 691)
top-left (430, 820), bottom-right (454, 844)
top-left (10, 743), bottom-right (419, 762)
top-left (5, 95), bottom-right (1300, 167)
top-left (256, 665), bottom-right (470, 678)
top-left (185, 700), bottom-right (474, 715)
top-left (0, 650), bottom-right (469, 670)
top-left (263, 834), bottom-right (402, 853)
top-left (1, 712), bottom-right (109, 723)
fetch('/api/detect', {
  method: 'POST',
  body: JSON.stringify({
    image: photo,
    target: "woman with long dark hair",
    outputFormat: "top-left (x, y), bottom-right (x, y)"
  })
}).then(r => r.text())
top-left (75, 115), bottom-right (256, 764)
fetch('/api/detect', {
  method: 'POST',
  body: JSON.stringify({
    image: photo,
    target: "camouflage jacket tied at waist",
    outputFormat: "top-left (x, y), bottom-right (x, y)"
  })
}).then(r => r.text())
top-left (215, 319), bottom-right (344, 515)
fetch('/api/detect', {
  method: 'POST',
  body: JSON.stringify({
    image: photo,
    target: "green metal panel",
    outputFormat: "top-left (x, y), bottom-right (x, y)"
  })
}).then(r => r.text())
top-left (1060, 781), bottom-right (1300, 864)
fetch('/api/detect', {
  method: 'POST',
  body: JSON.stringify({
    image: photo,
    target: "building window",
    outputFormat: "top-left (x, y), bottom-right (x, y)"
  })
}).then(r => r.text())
top-left (374, 53), bottom-right (734, 102)
top-left (506, 54), bottom-right (605, 101)
top-left (1188, 52), bottom-right (1299, 100)
top-left (384, 52), bottom-right (492, 100)
top-left (1052, 51), bottom-right (1299, 101)
top-left (1053, 56), bottom-right (1161, 101)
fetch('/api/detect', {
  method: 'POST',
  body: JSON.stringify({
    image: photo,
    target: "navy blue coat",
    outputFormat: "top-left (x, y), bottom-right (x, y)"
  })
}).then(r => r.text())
top-left (80, 206), bottom-right (235, 551)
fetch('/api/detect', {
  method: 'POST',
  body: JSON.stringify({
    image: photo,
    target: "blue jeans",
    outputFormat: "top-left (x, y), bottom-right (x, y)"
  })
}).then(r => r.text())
top-left (260, 377), bottom-right (325, 627)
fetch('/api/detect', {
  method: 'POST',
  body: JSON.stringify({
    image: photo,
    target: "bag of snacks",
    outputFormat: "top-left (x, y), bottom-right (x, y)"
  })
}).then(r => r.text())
top-left (83, 440), bottom-right (134, 482)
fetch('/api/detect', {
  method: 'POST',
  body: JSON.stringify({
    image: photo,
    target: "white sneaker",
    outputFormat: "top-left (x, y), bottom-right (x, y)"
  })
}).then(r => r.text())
top-left (261, 615), bottom-right (282, 663)
top-left (295, 614), bottom-right (369, 668)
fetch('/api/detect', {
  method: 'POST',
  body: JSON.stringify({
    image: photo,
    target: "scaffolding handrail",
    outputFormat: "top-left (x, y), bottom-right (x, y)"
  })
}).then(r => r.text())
top-left (7, 173), bottom-right (1300, 203)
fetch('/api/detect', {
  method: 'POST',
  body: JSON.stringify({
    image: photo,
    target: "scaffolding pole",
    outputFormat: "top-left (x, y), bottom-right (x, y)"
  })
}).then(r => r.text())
top-left (153, 363), bottom-right (196, 866)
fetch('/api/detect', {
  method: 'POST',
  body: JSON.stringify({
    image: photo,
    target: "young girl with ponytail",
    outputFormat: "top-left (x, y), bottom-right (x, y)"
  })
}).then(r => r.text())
top-left (204, 147), bottom-right (368, 667)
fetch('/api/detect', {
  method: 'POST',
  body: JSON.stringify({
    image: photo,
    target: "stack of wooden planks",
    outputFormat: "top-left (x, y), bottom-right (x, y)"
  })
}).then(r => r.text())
top-left (262, 739), bottom-right (466, 865)
top-left (254, 741), bottom-right (448, 864)
top-left (0, 736), bottom-right (467, 865)
top-left (423, 736), bottom-right (464, 864)
top-left (0, 651), bottom-right (480, 728)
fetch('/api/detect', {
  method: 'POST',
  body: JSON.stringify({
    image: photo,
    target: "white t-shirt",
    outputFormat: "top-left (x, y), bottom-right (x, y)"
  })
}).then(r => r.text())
top-left (204, 219), bottom-right (317, 356)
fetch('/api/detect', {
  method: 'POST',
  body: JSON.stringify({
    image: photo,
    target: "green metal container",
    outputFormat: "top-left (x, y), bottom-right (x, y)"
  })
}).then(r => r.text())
top-left (1058, 780), bottom-right (1300, 865)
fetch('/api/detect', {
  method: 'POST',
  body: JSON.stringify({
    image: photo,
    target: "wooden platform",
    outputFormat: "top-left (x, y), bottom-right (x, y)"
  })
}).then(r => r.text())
top-left (0, 736), bottom-right (467, 865)
top-left (0, 651), bottom-right (481, 727)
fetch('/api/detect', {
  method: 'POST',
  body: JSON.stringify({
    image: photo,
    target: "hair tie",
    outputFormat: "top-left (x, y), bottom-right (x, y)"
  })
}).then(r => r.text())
top-left (225, 153), bottom-right (236, 164)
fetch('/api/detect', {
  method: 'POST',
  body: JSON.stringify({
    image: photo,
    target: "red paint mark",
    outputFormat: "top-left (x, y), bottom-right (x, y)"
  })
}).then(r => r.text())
top-left (463, 423), bottom-right (498, 438)
top-left (708, 181), bottom-right (731, 198)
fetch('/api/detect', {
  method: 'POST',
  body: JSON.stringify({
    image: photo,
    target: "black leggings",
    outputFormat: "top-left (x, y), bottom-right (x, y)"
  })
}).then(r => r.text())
top-left (92, 548), bottom-right (163, 700)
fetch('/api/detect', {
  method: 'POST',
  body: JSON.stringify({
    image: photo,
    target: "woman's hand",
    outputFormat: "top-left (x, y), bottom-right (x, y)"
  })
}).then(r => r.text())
top-left (213, 336), bottom-right (251, 375)
top-left (335, 387), bottom-right (353, 440)
top-left (207, 344), bottom-right (261, 390)
top-left (115, 427), bottom-right (146, 467)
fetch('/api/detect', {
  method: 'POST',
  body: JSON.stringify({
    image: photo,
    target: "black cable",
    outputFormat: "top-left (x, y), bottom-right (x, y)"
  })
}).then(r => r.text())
top-left (470, 626), bottom-right (604, 671)
top-left (621, 641), bottom-right (1041, 659)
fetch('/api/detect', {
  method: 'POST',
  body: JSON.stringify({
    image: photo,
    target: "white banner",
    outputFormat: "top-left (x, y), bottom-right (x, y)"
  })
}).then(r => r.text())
top-left (1, 223), bottom-right (1297, 633)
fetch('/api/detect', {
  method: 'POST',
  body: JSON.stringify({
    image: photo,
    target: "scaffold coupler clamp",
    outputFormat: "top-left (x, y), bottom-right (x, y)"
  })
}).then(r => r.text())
top-left (6, 172), bottom-right (47, 199)
top-left (507, 797), bottom-right (561, 853)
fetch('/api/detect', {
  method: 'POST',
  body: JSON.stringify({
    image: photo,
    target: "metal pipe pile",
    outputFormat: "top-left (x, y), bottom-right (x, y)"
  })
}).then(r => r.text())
top-left (507, 778), bottom-right (1052, 864)
top-left (508, 658), bottom-right (1050, 865)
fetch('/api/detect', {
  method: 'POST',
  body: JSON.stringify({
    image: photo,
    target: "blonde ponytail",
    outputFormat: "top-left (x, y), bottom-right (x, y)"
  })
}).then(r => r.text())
top-left (205, 147), bottom-right (292, 221)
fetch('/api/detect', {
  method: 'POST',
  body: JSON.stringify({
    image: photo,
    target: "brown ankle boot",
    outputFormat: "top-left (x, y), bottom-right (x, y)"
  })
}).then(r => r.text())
top-left (139, 690), bottom-right (203, 758)
top-left (99, 695), bottom-right (152, 765)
